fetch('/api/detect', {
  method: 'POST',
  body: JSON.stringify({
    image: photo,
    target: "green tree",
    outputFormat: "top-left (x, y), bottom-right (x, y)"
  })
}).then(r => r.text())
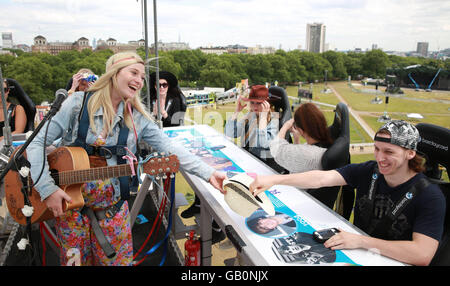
top-left (322, 51), bottom-right (347, 80)
top-left (170, 49), bottom-right (206, 83)
top-left (285, 50), bottom-right (307, 83)
top-left (343, 52), bottom-right (364, 79)
top-left (298, 51), bottom-right (332, 82)
top-left (361, 49), bottom-right (391, 78)
top-left (266, 54), bottom-right (290, 83)
top-left (243, 54), bottom-right (273, 85)
top-left (4, 56), bottom-right (53, 103)
top-left (199, 55), bottom-right (235, 88)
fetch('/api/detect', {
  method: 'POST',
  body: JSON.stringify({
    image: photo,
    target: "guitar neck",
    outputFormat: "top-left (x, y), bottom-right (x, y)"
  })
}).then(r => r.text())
top-left (56, 163), bottom-right (137, 185)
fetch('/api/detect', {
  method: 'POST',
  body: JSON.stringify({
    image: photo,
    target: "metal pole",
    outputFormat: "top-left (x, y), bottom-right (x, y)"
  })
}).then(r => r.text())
top-left (153, 0), bottom-right (162, 129)
top-left (143, 0), bottom-right (151, 115)
top-left (0, 67), bottom-right (12, 147)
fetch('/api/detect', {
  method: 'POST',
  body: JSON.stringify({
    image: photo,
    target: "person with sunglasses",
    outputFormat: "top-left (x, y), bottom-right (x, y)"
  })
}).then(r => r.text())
top-left (149, 71), bottom-right (185, 127)
top-left (26, 52), bottom-right (227, 266)
top-left (0, 79), bottom-right (27, 141)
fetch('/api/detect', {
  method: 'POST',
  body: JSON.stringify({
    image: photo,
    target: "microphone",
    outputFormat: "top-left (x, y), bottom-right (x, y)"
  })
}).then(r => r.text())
top-left (49, 89), bottom-right (69, 113)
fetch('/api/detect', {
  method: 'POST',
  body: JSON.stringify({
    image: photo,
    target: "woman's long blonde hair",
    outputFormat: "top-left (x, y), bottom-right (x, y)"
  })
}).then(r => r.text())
top-left (86, 52), bottom-right (152, 135)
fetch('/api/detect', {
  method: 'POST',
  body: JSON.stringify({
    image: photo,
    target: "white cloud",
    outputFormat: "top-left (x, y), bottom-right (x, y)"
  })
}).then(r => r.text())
top-left (1, 0), bottom-right (449, 51)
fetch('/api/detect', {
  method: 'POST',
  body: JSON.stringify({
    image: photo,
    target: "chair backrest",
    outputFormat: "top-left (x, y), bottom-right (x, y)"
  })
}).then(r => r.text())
top-left (321, 102), bottom-right (351, 170)
top-left (416, 123), bottom-right (450, 265)
top-left (416, 123), bottom-right (449, 180)
top-left (307, 103), bottom-right (351, 210)
top-left (5, 78), bottom-right (36, 133)
top-left (177, 87), bottom-right (187, 113)
top-left (268, 86), bottom-right (292, 141)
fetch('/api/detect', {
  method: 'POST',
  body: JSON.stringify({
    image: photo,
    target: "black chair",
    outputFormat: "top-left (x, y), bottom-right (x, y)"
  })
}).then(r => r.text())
top-left (268, 86), bottom-right (292, 142)
top-left (5, 78), bottom-right (36, 133)
top-left (265, 86), bottom-right (292, 174)
top-left (416, 123), bottom-right (450, 266)
top-left (306, 102), bottom-right (352, 213)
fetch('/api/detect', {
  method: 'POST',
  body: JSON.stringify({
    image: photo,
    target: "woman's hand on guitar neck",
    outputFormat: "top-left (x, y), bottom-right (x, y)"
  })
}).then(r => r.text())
top-left (45, 189), bottom-right (73, 217)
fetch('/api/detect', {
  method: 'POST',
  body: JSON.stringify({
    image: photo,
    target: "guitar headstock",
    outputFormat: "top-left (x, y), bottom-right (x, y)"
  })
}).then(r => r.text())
top-left (143, 153), bottom-right (180, 177)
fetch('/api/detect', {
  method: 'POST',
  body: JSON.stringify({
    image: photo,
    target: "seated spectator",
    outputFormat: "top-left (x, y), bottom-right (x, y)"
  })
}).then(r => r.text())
top-left (149, 71), bottom-right (185, 127)
top-left (0, 79), bottom-right (27, 140)
top-left (250, 120), bottom-right (446, 266)
top-left (225, 85), bottom-right (281, 171)
top-left (67, 68), bottom-right (97, 96)
top-left (270, 103), bottom-right (333, 173)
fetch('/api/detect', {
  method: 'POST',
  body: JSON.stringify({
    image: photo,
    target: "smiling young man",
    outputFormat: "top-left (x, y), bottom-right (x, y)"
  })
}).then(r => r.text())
top-left (249, 120), bottom-right (446, 265)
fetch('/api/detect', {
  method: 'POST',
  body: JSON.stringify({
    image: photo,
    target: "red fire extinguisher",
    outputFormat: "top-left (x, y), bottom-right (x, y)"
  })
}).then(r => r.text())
top-left (184, 230), bottom-right (200, 266)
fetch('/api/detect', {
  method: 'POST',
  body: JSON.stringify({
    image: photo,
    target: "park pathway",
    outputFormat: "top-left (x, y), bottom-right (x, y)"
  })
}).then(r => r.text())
top-left (328, 84), bottom-right (376, 155)
top-left (328, 84), bottom-right (376, 139)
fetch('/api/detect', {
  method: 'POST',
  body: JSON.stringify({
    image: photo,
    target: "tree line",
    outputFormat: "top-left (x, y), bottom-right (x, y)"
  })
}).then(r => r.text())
top-left (1, 47), bottom-right (448, 104)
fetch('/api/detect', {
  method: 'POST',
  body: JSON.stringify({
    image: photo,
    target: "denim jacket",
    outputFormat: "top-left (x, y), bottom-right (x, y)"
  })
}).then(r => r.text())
top-left (224, 111), bottom-right (279, 160)
top-left (27, 92), bottom-right (215, 201)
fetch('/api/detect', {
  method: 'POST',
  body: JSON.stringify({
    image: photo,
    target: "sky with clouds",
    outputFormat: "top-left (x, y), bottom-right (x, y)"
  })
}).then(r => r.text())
top-left (1, 0), bottom-right (449, 52)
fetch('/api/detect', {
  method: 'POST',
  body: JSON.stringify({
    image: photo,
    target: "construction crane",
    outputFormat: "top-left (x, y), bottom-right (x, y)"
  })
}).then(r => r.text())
top-left (408, 73), bottom-right (421, 91)
top-left (426, 68), bottom-right (442, 92)
top-left (405, 64), bottom-right (421, 91)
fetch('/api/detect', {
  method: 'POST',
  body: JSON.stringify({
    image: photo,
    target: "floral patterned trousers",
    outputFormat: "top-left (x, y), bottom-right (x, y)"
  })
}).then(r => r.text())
top-left (54, 180), bottom-right (133, 266)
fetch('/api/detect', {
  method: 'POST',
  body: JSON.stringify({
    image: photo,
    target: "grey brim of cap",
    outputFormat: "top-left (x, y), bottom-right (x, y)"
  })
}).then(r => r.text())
top-left (222, 173), bottom-right (275, 218)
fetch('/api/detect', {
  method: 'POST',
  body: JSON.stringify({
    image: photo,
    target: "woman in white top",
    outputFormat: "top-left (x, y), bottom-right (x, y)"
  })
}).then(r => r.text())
top-left (270, 103), bottom-right (332, 173)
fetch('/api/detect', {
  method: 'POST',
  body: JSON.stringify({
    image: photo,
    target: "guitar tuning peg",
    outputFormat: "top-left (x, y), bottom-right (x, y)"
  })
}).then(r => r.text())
top-left (163, 174), bottom-right (167, 179)
top-left (156, 176), bottom-right (160, 180)
top-left (170, 173), bottom-right (175, 178)
top-left (153, 152), bottom-right (158, 157)
top-left (165, 167), bottom-right (171, 172)
top-left (160, 152), bottom-right (166, 156)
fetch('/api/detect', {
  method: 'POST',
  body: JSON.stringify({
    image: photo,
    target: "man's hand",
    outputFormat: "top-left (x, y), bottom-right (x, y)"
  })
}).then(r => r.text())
top-left (323, 229), bottom-right (365, 250)
top-left (44, 188), bottom-right (73, 217)
top-left (249, 175), bottom-right (278, 196)
top-left (209, 171), bottom-right (227, 194)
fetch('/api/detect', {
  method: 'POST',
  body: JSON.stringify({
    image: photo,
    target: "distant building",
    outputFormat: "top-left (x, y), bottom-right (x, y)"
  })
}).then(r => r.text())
top-left (14, 44), bottom-right (31, 53)
top-left (306, 23), bottom-right (326, 53)
top-left (151, 41), bottom-right (190, 52)
top-left (95, 38), bottom-right (146, 53)
top-left (199, 44), bottom-right (275, 55)
top-left (2, 32), bottom-right (13, 49)
top-left (199, 46), bottom-right (228, 55)
top-left (247, 45), bottom-right (275, 55)
top-left (31, 35), bottom-right (92, 55)
top-left (417, 42), bottom-right (429, 57)
top-left (226, 44), bottom-right (248, 54)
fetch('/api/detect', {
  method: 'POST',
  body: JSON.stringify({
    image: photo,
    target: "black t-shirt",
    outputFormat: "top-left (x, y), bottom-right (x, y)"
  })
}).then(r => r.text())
top-left (336, 161), bottom-right (446, 241)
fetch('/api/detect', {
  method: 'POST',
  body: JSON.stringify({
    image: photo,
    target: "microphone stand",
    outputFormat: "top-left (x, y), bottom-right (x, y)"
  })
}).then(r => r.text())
top-left (0, 68), bottom-right (36, 265)
top-left (0, 68), bottom-right (14, 174)
top-left (0, 89), bottom-right (64, 266)
top-left (0, 98), bottom-right (63, 182)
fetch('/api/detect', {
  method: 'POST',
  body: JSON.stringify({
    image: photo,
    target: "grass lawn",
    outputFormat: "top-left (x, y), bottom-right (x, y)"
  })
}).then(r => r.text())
top-left (175, 81), bottom-right (449, 206)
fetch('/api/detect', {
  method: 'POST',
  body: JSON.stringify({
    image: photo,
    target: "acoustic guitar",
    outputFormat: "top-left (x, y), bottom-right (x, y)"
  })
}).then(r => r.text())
top-left (4, 146), bottom-right (180, 225)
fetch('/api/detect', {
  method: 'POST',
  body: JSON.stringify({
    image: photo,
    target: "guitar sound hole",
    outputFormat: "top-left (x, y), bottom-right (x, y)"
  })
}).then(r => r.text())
top-left (49, 169), bottom-right (59, 186)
